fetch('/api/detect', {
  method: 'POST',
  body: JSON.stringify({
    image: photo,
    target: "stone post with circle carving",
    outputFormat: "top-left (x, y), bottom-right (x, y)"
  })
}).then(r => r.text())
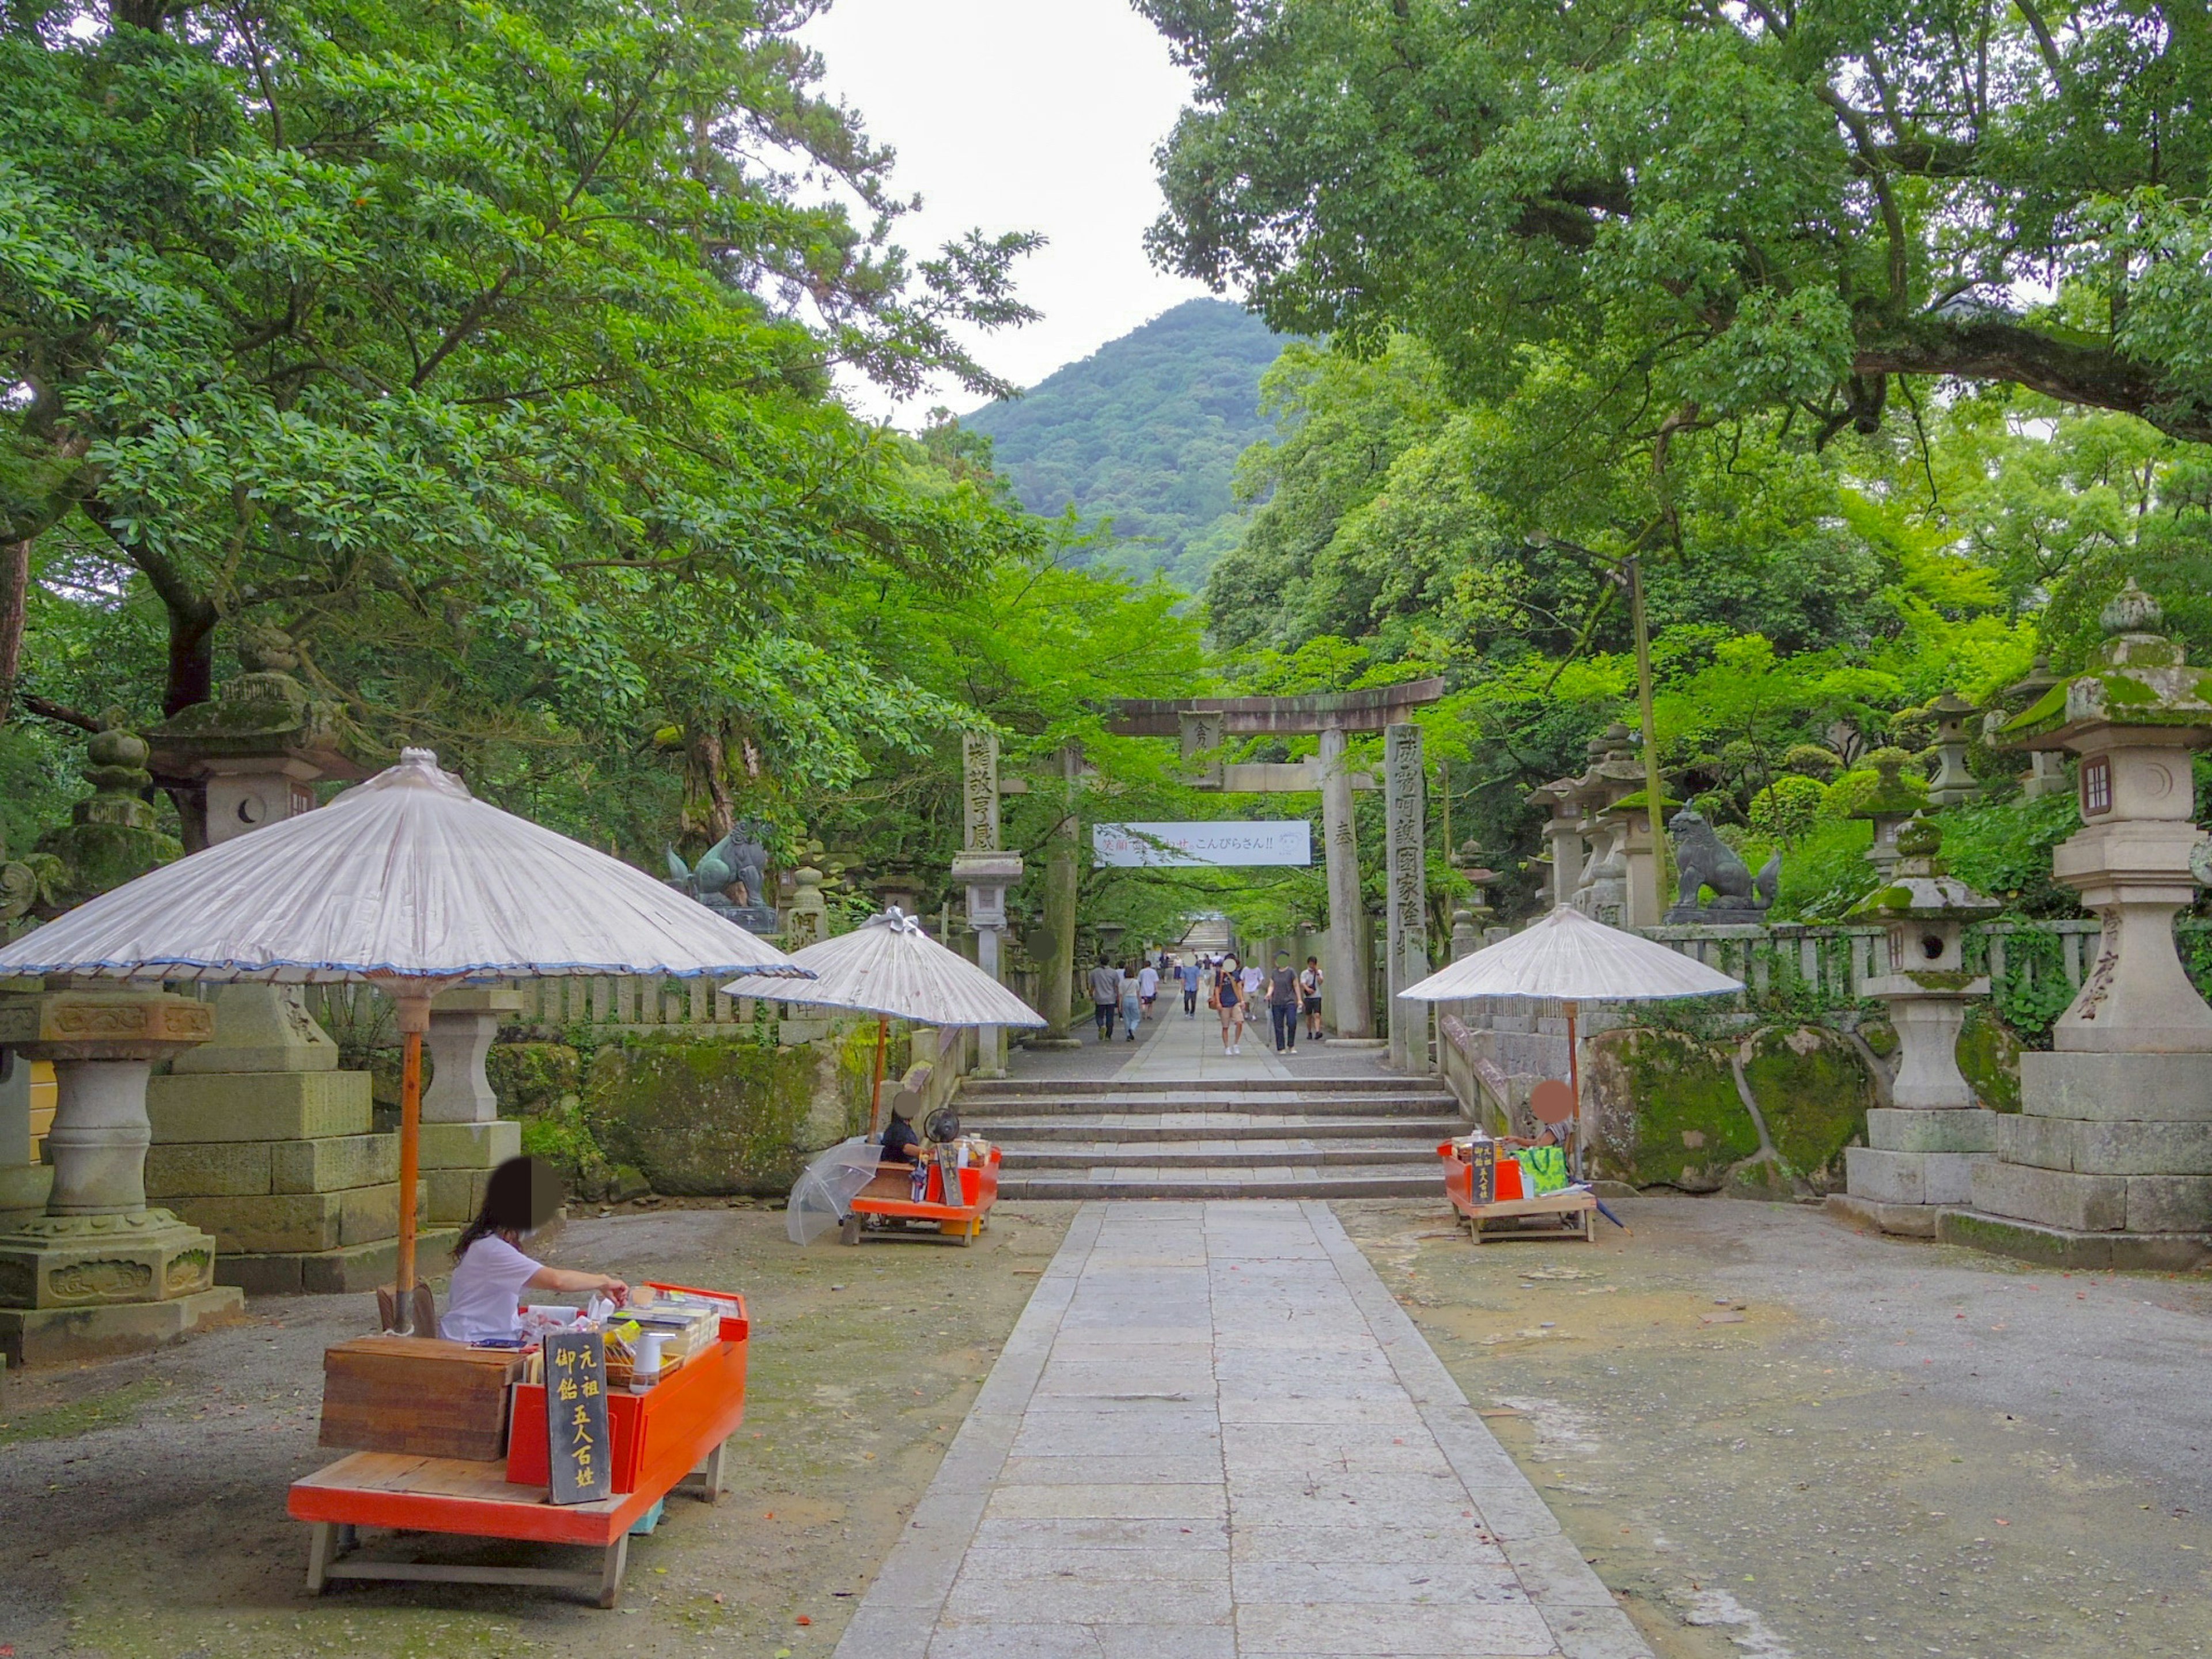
top-left (1957, 580), bottom-right (2212, 1267)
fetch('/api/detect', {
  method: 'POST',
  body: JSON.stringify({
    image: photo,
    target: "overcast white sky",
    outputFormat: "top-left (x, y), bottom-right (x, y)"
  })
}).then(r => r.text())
top-left (798, 0), bottom-right (1217, 423)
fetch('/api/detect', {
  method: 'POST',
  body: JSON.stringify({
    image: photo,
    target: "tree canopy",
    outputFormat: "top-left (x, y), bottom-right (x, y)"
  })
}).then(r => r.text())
top-left (1142, 0), bottom-right (2212, 448)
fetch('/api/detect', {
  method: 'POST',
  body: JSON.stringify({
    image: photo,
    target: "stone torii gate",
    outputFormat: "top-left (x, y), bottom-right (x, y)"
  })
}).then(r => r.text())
top-left (1109, 680), bottom-right (1444, 1065)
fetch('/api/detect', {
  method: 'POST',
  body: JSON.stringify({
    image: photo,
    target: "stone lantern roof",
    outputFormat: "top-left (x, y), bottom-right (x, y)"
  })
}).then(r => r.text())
top-left (1849, 817), bottom-right (2001, 926)
top-left (1995, 581), bottom-right (2212, 751)
top-left (145, 630), bottom-right (364, 780)
top-left (1849, 748), bottom-right (1927, 819)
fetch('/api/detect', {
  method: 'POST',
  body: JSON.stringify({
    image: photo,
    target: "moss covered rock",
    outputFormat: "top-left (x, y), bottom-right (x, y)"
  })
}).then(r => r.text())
top-left (487, 1043), bottom-right (584, 1115)
top-left (588, 1034), bottom-right (818, 1195)
top-left (1957, 1007), bottom-right (2024, 1113)
top-left (1741, 1025), bottom-right (1873, 1191)
top-left (1586, 1027), bottom-right (1760, 1192)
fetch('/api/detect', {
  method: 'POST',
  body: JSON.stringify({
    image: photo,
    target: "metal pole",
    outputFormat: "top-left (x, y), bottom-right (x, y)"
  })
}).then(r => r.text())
top-left (1565, 999), bottom-right (1582, 1183)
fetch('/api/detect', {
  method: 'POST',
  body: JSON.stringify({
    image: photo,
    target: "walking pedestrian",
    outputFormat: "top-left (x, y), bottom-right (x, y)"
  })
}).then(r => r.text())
top-left (1268, 952), bottom-right (1300, 1053)
top-left (1300, 955), bottom-right (1325, 1040)
top-left (1088, 954), bottom-right (1121, 1041)
top-left (1214, 954), bottom-right (1245, 1054)
top-left (1240, 958), bottom-right (1264, 1010)
top-left (1120, 959), bottom-right (1144, 1041)
top-left (1180, 955), bottom-right (1202, 1016)
top-left (1138, 957), bottom-right (1161, 1020)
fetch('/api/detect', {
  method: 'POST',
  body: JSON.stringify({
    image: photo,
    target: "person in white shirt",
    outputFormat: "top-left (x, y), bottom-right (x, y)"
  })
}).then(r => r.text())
top-left (441, 1156), bottom-right (643, 1344)
top-left (1300, 956), bottom-right (1325, 1040)
top-left (1138, 960), bottom-right (1161, 1016)
top-left (1240, 961), bottom-right (1264, 1004)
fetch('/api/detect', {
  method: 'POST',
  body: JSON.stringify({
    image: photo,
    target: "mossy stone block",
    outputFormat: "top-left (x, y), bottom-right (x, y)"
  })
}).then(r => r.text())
top-left (145, 1140), bottom-right (273, 1199)
top-left (417, 1120), bottom-right (520, 1169)
top-left (270, 1134), bottom-right (398, 1195)
top-left (486, 1043), bottom-right (583, 1114)
top-left (146, 1071), bottom-right (373, 1144)
top-left (175, 1191), bottom-right (343, 1253)
top-left (1586, 1027), bottom-right (1758, 1191)
top-left (1743, 1026), bottom-right (1874, 1188)
top-left (589, 1034), bottom-right (817, 1195)
top-left (1956, 1009), bottom-right (2022, 1112)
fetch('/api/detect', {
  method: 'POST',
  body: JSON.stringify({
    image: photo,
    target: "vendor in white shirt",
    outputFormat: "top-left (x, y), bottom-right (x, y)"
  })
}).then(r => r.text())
top-left (441, 1156), bottom-right (647, 1344)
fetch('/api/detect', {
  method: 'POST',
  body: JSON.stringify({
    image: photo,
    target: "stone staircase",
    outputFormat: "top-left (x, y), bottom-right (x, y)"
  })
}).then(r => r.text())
top-left (957, 1075), bottom-right (1464, 1200)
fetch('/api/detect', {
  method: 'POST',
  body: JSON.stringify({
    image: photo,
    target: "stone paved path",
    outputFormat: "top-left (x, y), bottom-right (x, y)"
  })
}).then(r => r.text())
top-left (1116, 991), bottom-right (1292, 1082)
top-left (834, 1200), bottom-right (1649, 1658)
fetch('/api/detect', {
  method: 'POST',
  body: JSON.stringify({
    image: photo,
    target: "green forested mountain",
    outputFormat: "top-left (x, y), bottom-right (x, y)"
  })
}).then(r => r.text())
top-left (961, 299), bottom-right (1284, 589)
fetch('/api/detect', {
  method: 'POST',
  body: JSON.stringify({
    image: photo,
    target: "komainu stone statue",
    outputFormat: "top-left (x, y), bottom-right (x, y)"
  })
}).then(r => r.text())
top-left (665, 820), bottom-right (777, 931)
top-left (1665, 808), bottom-right (1779, 922)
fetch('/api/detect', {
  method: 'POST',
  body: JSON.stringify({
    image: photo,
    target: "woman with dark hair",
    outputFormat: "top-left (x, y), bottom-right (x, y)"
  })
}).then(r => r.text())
top-left (440, 1155), bottom-right (643, 1344)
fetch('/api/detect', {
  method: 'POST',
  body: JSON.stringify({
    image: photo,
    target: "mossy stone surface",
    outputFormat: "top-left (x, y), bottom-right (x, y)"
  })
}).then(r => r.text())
top-left (1587, 1027), bottom-right (1759, 1191)
top-left (486, 1041), bottom-right (583, 1113)
top-left (589, 1033), bottom-right (817, 1195)
top-left (1957, 1007), bottom-right (2024, 1113)
top-left (1742, 1026), bottom-right (1872, 1190)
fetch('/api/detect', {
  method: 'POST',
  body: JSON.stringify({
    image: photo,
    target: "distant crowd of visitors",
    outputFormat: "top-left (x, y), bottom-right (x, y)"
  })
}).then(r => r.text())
top-left (1088, 943), bottom-right (1324, 1056)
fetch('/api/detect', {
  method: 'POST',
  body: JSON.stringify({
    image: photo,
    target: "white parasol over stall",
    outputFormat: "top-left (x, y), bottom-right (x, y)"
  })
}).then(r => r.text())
top-left (0, 748), bottom-right (809, 1323)
top-left (748, 907), bottom-right (1044, 1137)
top-left (1398, 904), bottom-right (1744, 1154)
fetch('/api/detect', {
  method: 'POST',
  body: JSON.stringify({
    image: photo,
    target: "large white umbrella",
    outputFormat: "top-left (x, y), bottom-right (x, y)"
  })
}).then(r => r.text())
top-left (752, 907), bottom-right (1044, 1134)
top-left (0, 748), bottom-right (809, 1317)
top-left (1398, 904), bottom-right (1743, 1160)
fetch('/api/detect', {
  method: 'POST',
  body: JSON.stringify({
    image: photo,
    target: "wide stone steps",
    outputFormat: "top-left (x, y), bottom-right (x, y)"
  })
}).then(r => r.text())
top-left (1001, 1138), bottom-right (1440, 1170)
top-left (976, 1115), bottom-right (1463, 1145)
top-left (993, 1165), bottom-right (1440, 1202)
top-left (963, 1070), bottom-right (1463, 1201)
top-left (960, 1092), bottom-right (1455, 1119)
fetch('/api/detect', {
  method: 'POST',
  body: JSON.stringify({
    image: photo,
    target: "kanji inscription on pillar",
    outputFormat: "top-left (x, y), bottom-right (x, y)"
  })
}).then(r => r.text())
top-left (963, 731), bottom-right (1000, 852)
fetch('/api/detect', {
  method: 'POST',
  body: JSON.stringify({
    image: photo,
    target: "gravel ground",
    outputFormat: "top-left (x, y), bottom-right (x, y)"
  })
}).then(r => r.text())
top-left (1334, 1194), bottom-right (2212, 1658)
top-left (0, 1199), bottom-right (1075, 1659)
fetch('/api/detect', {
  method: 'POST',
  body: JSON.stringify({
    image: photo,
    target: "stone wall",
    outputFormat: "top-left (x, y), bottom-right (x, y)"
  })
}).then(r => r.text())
top-left (480, 1016), bottom-right (934, 1201)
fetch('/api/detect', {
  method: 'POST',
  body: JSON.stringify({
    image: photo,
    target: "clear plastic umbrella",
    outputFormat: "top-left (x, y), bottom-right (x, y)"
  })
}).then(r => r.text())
top-left (786, 1137), bottom-right (885, 1245)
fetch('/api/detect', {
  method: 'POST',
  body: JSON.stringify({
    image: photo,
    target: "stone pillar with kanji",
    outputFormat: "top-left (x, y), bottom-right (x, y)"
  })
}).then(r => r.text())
top-left (1950, 581), bottom-right (2212, 1268)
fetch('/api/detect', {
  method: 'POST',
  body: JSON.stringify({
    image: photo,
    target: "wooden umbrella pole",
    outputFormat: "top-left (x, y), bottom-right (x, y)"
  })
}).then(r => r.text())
top-left (1565, 999), bottom-right (1582, 1183)
top-left (393, 994), bottom-right (430, 1329)
top-left (869, 1013), bottom-right (888, 1137)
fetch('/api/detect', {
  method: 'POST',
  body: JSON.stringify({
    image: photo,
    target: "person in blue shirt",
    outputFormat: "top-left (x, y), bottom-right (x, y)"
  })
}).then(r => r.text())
top-left (1179, 956), bottom-right (1202, 1016)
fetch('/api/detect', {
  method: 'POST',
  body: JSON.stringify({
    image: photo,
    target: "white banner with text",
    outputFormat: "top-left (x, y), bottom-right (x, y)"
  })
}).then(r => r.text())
top-left (1092, 821), bottom-right (1312, 868)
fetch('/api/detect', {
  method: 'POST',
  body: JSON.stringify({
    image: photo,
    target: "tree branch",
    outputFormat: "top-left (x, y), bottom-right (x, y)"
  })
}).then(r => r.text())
top-left (1853, 315), bottom-right (2199, 439)
top-left (22, 695), bottom-right (100, 733)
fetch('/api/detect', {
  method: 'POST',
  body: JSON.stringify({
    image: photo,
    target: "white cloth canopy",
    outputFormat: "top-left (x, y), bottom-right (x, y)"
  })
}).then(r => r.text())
top-left (1398, 903), bottom-right (1743, 1004)
top-left (762, 907), bottom-right (1045, 1028)
top-left (0, 749), bottom-right (808, 984)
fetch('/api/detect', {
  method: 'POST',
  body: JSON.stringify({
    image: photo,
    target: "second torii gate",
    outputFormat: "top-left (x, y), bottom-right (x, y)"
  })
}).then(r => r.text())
top-left (1109, 680), bottom-right (1444, 1060)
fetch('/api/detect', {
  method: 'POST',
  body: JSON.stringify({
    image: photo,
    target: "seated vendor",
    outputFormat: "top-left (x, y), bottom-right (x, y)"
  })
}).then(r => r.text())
top-left (441, 1155), bottom-right (647, 1344)
top-left (878, 1103), bottom-right (923, 1165)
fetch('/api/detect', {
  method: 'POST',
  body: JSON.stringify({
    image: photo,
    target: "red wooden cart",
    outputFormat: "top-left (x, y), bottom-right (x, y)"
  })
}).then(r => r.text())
top-left (288, 1283), bottom-right (748, 1607)
top-left (841, 1146), bottom-right (1000, 1245)
top-left (1438, 1142), bottom-right (1595, 1243)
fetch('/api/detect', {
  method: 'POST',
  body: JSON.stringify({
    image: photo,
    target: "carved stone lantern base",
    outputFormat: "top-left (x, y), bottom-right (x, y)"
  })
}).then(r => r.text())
top-left (0, 988), bottom-right (241, 1364)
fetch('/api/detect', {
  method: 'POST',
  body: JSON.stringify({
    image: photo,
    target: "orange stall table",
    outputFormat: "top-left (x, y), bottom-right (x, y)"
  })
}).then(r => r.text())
top-left (843, 1146), bottom-right (999, 1245)
top-left (1438, 1142), bottom-right (1594, 1244)
top-left (288, 1285), bottom-right (747, 1607)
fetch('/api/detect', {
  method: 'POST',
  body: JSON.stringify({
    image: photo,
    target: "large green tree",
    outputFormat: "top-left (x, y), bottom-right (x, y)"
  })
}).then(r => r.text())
top-left (0, 0), bottom-right (1036, 840)
top-left (1142, 0), bottom-right (2212, 446)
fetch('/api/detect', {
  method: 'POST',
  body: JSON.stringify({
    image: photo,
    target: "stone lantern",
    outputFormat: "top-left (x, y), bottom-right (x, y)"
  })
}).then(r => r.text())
top-left (0, 986), bottom-right (240, 1363)
top-left (141, 650), bottom-right (430, 1294)
top-left (1918, 691), bottom-right (1983, 807)
top-left (951, 850), bottom-right (1024, 1079)
top-left (1991, 655), bottom-right (2069, 800)
top-left (1834, 816), bottom-right (2002, 1236)
top-left (1852, 748), bottom-right (1926, 878)
top-left (1954, 579), bottom-right (2212, 1267)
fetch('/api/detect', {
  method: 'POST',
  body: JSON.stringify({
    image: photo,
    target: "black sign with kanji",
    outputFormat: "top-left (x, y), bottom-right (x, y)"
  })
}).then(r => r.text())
top-left (543, 1329), bottom-right (612, 1505)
